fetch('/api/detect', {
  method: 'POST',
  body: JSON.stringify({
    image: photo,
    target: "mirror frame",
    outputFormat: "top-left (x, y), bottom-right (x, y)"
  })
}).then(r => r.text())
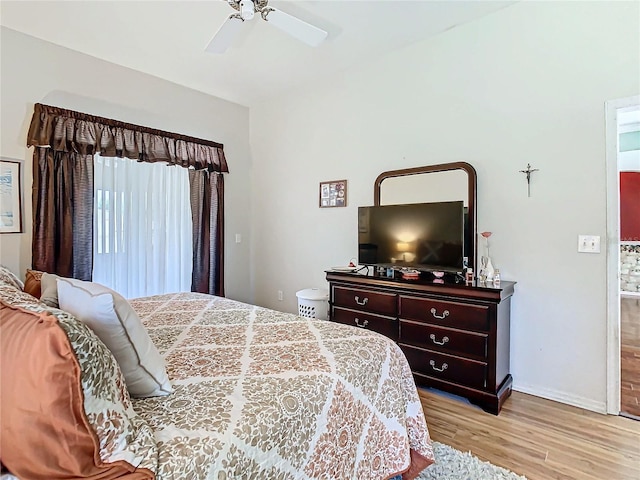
top-left (373, 161), bottom-right (478, 273)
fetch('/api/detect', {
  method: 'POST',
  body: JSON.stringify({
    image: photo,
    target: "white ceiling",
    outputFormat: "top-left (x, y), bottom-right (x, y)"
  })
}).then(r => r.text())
top-left (0, 0), bottom-right (515, 107)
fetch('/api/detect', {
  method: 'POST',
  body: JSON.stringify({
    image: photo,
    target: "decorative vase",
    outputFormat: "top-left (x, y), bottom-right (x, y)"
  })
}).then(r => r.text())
top-left (479, 231), bottom-right (495, 282)
top-left (481, 256), bottom-right (495, 281)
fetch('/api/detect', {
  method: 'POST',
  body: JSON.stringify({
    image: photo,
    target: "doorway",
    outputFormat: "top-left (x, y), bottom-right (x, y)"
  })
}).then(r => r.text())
top-left (605, 95), bottom-right (640, 418)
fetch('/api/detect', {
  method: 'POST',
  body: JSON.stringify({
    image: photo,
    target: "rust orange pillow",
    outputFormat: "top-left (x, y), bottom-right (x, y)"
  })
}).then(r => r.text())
top-left (0, 301), bottom-right (154, 480)
top-left (22, 269), bottom-right (43, 298)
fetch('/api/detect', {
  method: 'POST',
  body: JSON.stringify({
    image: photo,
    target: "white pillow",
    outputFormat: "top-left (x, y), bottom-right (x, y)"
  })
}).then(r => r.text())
top-left (57, 278), bottom-right (172, 397)
top-left (40, 272), bottom-right (61, 307)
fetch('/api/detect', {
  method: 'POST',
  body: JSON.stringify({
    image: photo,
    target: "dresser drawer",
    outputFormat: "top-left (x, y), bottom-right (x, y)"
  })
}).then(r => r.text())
top-left (333, 286), bottom-right (397, 316)
top-left (400, 320), bottom-right (488, 360)
top-left (399, 296), bottom-right (489, 331)
top-left (332, 307), bottom-right (398, 340)
top-left (400, 344), bottom-right (488, 390)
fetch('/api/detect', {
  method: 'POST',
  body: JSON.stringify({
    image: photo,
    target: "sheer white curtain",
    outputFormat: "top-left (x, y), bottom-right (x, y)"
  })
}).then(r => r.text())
top-left (93, 156), bottom-right (192, 298)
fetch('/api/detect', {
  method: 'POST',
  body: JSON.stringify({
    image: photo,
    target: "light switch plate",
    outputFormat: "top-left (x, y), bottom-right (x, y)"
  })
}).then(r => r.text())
top-left (578, 235), bottom-right (600, 253)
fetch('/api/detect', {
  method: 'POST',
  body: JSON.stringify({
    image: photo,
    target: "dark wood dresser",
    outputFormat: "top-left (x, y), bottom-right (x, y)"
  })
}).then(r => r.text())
top-left (326, 271), bottom-right (515, 414)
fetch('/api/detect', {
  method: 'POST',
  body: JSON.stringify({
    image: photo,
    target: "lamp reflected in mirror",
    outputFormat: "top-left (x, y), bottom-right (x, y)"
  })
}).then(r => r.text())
top-left (396, 241), bottom-right (415, 263)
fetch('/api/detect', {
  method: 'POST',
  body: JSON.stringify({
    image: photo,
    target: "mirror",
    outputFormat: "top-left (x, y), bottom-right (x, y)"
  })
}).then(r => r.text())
top-left (374, 162), bottom-right (477, 273)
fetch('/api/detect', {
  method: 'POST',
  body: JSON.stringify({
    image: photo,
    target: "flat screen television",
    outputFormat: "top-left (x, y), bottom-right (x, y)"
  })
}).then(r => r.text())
top-left (358, 201), bottom-right (465, 272)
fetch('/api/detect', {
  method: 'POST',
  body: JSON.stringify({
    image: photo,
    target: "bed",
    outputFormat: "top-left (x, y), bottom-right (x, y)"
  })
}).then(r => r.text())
top-left (0, 269), bottom-right (434, 480)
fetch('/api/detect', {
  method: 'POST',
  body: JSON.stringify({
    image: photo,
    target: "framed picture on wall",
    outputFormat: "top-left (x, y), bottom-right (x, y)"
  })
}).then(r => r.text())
top-left (0, 159), bottom-right (23, 233)
top-left (319, 179), bottom-right (347, 208)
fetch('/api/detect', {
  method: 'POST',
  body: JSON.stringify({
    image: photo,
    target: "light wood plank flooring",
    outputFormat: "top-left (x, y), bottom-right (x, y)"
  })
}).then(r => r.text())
top-left (419, 389), bottom-right (640, 480)
top-left (621, 296), bottom-right (640, 418)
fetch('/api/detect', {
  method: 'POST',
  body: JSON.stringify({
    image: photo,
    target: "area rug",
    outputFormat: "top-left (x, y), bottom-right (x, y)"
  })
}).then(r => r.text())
top-left (416, 441), bottom-right (527, 480)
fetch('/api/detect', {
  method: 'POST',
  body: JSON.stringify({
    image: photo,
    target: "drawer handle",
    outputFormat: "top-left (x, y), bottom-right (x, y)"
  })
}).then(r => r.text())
top-left (429, 360), bottom-right (448, 372)
top-left (429, 334), bottom-right (450, 346)
top-left (354, 317), bottom-right (369, 328)
top-left (354, 296), bottom-right (369, 306)
top-left (430, 308), bottom-right (449, 320)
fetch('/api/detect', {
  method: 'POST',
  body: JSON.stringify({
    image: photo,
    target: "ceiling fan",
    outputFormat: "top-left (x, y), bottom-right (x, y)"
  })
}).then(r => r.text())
top-left (206, 0), bottom-right (328, 54)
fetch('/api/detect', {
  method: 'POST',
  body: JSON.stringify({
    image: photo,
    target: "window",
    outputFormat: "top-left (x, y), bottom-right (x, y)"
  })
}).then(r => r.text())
top-left (93, 156), bottom-right (192, 298)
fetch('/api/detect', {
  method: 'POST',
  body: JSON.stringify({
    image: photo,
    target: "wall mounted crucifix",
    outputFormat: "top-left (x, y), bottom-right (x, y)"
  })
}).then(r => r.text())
top-left (519, 163), bottom-right (539, 197)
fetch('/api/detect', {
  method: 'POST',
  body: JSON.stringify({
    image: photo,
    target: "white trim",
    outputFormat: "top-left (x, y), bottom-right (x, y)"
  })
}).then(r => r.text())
top-left (605, 95), bottom-right (640, 415)
top-left (513, 383), bottom-right (606, 414)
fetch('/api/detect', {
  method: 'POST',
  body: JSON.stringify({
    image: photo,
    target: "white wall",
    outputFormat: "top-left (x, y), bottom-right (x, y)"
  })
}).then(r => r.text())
top-left (0, 27), bottom-right (253, 303)
top-left (250, 1), bottom-right (640, 411)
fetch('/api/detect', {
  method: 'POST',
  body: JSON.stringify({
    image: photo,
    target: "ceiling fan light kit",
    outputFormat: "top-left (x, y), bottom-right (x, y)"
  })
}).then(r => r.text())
top-left (206, 0), bottom-right (328, 54)
top-left (239, 0), bottom-right (254, 20)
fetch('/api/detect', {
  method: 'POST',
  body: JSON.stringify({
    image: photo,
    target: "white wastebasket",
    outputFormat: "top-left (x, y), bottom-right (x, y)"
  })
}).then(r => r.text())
top-left (296, 288), bottom-right (329, 320)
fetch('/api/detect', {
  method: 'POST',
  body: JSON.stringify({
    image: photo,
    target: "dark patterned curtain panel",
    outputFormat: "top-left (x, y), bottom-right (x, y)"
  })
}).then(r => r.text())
top-left (31, 149), bottom-right (94, 280)
top-left (189, 170), bottom-right (225, 297)
top-left (26, 103), bottom-right (228, 292)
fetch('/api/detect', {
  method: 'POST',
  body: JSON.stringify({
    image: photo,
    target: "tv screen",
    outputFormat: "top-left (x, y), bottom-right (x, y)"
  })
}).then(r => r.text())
top-left (358, 201), bottom-right (465, 271)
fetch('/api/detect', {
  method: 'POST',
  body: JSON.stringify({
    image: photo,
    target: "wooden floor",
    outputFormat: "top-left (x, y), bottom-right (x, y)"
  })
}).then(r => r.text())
top-left (621, 296), bottom-right (640, 418)
top-left (419, 389), bottom-right (640, 480)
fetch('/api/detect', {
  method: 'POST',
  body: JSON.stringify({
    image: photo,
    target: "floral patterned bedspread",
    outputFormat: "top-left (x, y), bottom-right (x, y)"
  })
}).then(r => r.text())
top-left (129, 292), bottom-right (434, 480)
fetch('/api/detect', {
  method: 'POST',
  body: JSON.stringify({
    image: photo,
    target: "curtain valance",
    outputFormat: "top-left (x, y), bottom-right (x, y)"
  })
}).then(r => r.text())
top-left (26, 103), bottom-right (228, 173)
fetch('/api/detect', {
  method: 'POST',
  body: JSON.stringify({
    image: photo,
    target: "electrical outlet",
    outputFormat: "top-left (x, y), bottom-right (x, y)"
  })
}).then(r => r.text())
top-left (578, 235), bottom-right (600, 253)
top-left (277, 290), bottom-right (283, 301)
top-left (235, 234), bottom-right (242, 243)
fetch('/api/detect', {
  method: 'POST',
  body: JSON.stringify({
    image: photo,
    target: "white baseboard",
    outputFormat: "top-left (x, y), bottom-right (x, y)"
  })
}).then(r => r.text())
top-left (512, 381), bottom-right (607, 414)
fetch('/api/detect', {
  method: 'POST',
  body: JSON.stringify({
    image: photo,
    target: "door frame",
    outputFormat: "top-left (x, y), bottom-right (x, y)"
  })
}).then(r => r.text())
top-left (605, 94), bottom-right (640, 414)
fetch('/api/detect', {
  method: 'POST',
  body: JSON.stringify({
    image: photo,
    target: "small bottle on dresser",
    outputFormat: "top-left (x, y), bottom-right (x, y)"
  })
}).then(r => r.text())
top-left (465, 268), bottom-right (474, 284)
top-left (493, 269), bottom-right (501, 286)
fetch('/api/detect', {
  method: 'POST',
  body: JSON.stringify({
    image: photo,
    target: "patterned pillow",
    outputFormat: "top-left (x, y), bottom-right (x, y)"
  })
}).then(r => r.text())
top-left (0, 284), bottom-right (42, 308)
top-left (0, 294), bottom-right (158, 478)
top-left (0, 265), bottom-right (23, 290)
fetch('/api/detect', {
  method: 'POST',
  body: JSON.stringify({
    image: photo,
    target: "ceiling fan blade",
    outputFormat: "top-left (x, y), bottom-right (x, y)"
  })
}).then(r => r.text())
top-left (264, 8), bottom-right (328, 47)
top-left (205, 15), bottom-right (244, 54)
